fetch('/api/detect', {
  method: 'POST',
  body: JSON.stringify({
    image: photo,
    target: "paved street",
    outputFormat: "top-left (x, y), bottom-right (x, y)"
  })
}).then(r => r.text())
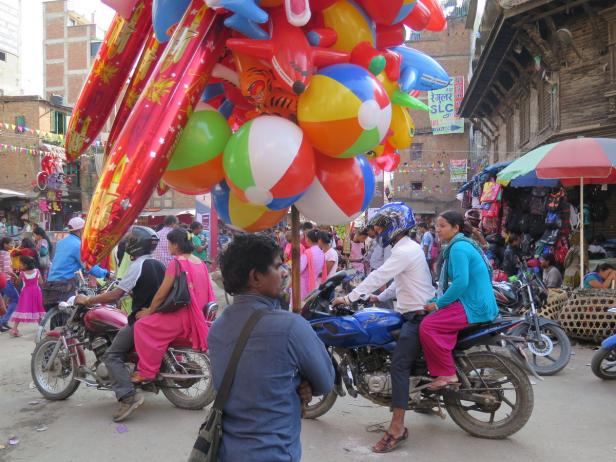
top-left (0, 324), bottom-right (614, 462)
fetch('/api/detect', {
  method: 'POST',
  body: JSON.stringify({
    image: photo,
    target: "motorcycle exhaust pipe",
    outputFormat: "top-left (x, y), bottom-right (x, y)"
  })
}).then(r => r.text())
top-left (503, 338), bottom-right (543, 381)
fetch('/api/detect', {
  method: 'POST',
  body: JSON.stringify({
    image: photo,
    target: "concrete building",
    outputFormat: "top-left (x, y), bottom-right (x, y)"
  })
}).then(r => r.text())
top-left (391, 4), bottom-right (472, 220)
top-left (43, 0), bottom-right (101, 106)
top-left (0, 95), bottom-right (76, 230)
top-left (0, 0), bottom-right (22, 95)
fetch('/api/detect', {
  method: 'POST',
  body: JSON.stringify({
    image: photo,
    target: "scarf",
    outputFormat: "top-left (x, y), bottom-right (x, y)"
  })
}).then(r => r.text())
top-left (437, 233), bottom-right (493, 298)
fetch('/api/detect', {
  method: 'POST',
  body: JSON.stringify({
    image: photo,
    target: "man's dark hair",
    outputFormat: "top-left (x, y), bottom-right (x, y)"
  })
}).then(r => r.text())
top-left (509, 233), bottom-right (521, 244)
top-left (306, 229), bottom-right (319, 244)
top-left (418, 222), bottom-right (428, 230)
top-left (190, 221), bottom-right (202, 231)
top-left (163, 215), bottom-right (178, 227)
top-left (301, 221), bottom-right (314, 231)
top-left (0, 237), bottom-right (11, 250)
top-left (219, 234), bottom-right (280, 295)
top-left (318, 231), bottom-right (332, 245)
top-left (167, 228), bottom-right (194, 254)
top-left (541, 253), bottom-right (556, 267)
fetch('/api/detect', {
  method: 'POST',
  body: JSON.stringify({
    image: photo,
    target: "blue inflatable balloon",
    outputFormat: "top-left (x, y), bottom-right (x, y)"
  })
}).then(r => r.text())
top-left (392, 46), bottom-right (450, 92)
top-left (207, 0), bottom-right (269, 40)
top-left (153, 0), bottom-right (191, 43)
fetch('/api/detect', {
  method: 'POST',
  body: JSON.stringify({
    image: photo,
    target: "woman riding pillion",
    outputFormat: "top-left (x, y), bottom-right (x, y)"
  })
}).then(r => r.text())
top-left (421, 211), bottom-right (499, 389)
top-left (333, 202), bottom-right (435, 453)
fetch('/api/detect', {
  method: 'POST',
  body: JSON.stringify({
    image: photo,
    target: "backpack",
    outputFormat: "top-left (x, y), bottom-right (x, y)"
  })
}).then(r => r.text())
top-left (554, 237), bottom-right (569, 266)
top-left (529, 188), bottom-right (548, 215)
top-left (545, 211), bottom-right (562, 229)
top-left (481, 201), bottom-right (501, 218)
top-left (547, 189), bottom-right (566, 212)
top-left (480, 181), bottom-right (503, 203)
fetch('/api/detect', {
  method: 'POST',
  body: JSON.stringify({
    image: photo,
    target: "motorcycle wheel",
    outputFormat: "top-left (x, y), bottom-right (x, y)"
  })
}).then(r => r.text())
top-left (161, 351), bottom-right (215, 410)
top-left (590, 347), bottom-right (616, 380)
top-left (445, 352), bottom-right (533, 439)
top-left (31, 336), bottom-right (80, 400)
top-left (35, 308), bottom-right (65, 344)
top-left (510, 322), bottom-right (571, 376)
top-left (302, 390), bottom-right (338, 419)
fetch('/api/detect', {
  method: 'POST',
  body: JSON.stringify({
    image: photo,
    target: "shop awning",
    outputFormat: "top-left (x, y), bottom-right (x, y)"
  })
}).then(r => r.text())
top-left (0, 188), bottom-right (32, 199)
top-left (139, 208), bottom-right (195, 217)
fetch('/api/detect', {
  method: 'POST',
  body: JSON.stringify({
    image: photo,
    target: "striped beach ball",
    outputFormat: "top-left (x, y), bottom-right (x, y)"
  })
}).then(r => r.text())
top-left (163, 103), bottom-right (231, 195)
top-left (295, 153), bottom-right (375, 225)
top-left (298, 64), bottom-right (391, 158)
top-left (212, 181), bottom-right (288, 232)
top-left (223, 116), bottom-right (315, 210)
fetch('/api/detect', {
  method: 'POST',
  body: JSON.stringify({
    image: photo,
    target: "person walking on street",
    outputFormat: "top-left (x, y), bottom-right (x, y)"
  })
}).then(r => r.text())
top-left (33, 227), bottom-right (52, 281)
top-left (8, 256), bottom-right (45, 337)
top-left (74, 226), bottom-right (165, 422)
top-left (0, 237), bottom-right (19, 332)
top-left (189, 221), bottom-right (208, 262)
top-left (208, 234), bottom-right (334, 462)
top-left (318, 231), bottom-right (339, 279)
top-left (421, 211), bottom-right (498, 389)
top-left (300, 230), bottom-right (327, 299)
top-left (418, 223), bottom-right (433, 267)
top-left (332, 203), bottom-right (434, 453)
top-left (152, 215), bottom-right (178, 267)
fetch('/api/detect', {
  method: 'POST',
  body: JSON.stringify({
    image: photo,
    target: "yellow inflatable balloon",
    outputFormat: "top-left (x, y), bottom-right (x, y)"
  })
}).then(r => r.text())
top-left (321, 0), bottom-right (376, 52)
top-left (388, 105), bottom-right (414, 150)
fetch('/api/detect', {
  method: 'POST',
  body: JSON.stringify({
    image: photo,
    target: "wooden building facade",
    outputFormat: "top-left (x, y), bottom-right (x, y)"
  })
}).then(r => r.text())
top-left (461, 0), bottom-right (616, 164)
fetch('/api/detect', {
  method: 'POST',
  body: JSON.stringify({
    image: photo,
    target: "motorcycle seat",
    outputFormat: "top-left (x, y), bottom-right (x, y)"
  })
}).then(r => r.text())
top-left (170, 337), bottom-right (192, 348)
top-left (458, 322), bottom-right (495, 338)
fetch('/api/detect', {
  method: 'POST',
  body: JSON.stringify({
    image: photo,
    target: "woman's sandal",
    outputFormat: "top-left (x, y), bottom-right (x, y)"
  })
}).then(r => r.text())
top-left (9, 329), bottom-right (20, 337)
top-left (427, 376), bottom-right (460, 390)
top-left (372, 427), bottom-right (409, 453)
top-left (130, 372), bottom-right (151, 384)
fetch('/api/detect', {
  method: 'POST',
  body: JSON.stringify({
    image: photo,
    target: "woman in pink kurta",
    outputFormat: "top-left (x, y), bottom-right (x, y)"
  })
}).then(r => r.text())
top-left (132, 228), bottom-right (215, 381)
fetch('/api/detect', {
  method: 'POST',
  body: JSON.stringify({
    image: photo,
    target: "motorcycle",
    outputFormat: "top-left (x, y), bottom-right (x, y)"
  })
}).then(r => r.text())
top-left (493, 263), bottom-right (571, 376)
top-left (591, 307), bottom-right (616, 380)
top-left (301, 271), bottom-right (535, 440)
top-left (30, 292), bottom-right (218, 410)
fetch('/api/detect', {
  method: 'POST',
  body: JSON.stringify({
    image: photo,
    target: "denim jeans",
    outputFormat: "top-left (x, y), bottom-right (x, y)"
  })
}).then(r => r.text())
top-left (391, 311), bottom-right (425, 410)
top-left (0, 281), bottom-right (19, 324)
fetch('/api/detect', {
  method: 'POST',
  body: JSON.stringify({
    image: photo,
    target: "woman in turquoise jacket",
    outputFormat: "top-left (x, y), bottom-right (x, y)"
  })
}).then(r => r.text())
top-left (421, 210), bottom-right (498, 389)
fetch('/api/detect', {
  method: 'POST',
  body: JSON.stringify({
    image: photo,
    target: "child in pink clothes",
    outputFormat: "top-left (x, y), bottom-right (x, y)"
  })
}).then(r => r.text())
top-left (10, 256), bottom-right (45, 337)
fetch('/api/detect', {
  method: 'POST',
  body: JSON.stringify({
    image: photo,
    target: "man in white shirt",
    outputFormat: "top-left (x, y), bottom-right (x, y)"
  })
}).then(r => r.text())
top-left (318, 231), bottom-right (339, 279)
top-left (333, 203), bottom-right (434, 453)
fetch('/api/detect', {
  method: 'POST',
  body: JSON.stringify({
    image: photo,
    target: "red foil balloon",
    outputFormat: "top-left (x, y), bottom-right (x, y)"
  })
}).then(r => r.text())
top-left (65, 0), bottom-right (152, 161)
top-left (423, 0), bottom-right (447, 32)
top-left (403, 0), bottom-right (430, 31)
top-left (106, 30), bottom-right (167, 156)
top-left (82, 5), bottom-right (228, 266)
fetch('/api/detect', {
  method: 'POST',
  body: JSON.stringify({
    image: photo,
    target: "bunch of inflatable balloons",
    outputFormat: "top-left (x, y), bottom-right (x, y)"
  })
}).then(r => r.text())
top-left (67, 0), bottom-right (450, 265)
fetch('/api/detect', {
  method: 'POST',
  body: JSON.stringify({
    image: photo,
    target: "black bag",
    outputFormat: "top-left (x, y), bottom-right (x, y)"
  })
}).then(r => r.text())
top-left (188, 310), bottom-right (268, 462)
top-left (157, 259), bottom-right (191, 313)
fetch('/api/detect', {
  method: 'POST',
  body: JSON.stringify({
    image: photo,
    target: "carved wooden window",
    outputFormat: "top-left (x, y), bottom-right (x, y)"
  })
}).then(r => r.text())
top-left (538, 80), bottom-right (558, 132)
top-left (519, 95), bottom-right (530, 144)
top-left (506, 115), bottom-right (514, 155)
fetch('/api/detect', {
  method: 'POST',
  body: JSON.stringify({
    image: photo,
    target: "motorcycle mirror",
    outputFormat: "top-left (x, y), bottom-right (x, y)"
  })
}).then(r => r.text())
top-left (608, 307), bottom-right (616, 314)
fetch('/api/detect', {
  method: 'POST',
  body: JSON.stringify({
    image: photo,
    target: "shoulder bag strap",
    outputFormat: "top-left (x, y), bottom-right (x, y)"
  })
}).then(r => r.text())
top-left (212, 309), bottom-right (268, 411)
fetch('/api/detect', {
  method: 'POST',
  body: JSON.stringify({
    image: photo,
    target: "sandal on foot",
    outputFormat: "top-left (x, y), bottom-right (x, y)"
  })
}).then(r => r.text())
top-left (427, 377), bottom-right (460, 390)
top-left (9, 329), bottom-right (20, 337)
top-left (130, 372), bottom-right (151, 384)
top-left (372, 428), bottom-right (409, 453)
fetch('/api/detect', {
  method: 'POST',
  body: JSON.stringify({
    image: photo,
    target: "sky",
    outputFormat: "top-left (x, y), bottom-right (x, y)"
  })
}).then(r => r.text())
top-left (20, 0), bottom-right (114, 96)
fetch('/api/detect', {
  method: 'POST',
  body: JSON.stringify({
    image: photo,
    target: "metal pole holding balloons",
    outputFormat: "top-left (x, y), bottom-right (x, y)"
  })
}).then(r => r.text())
top-left (291, 206), bottom-right (301, 313)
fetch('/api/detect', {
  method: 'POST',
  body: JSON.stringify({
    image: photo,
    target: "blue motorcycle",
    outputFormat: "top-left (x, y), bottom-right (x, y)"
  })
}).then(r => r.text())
top-left (591, 308), bottom-right (616, 379)
top-left (301, 271), bottom-right (535, 439)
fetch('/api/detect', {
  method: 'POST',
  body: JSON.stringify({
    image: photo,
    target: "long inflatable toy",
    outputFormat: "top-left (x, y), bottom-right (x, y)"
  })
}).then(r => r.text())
top-left (82, 4), bottom-right (228, 265)
top-left (65, 0), bottom-right (152, 161)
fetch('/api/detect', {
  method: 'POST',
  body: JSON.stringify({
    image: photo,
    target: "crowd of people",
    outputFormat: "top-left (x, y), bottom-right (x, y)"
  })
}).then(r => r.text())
top-left (3, 203), bottom-right (615, 460)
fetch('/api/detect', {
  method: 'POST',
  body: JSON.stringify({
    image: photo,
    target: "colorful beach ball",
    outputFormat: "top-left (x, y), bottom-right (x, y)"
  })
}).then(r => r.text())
top-left (223, 115), bottom-right (315, 210)
top-left (298, 64), bottom-right (391, 158)
top-left (212, 181), bottom-right (288, 232)
top-left (358, 0), bottom-right (416, 25)
top-left (295, 153), bottom-right (375, 225)
top-left (163, 103), bottom-right (231, 195)
top-left (321, 0), bottom-right (376, 52)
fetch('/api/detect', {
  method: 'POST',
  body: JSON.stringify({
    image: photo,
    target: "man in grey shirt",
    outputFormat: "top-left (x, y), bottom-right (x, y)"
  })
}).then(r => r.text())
top-left (540, 254), bottom-right (562, 289)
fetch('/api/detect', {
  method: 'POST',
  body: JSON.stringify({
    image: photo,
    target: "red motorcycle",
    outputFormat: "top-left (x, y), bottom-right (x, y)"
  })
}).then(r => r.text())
top-left (31, 294), bottom-right (218, 410)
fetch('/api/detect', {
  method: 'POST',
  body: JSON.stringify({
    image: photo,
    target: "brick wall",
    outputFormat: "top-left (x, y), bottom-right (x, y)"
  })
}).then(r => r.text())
top-left (392, 16), bottom-right (471, 213)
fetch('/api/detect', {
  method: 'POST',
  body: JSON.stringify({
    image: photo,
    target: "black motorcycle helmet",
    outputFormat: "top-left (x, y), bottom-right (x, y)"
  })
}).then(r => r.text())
top-left (124, 226), bottom-right (159, 259)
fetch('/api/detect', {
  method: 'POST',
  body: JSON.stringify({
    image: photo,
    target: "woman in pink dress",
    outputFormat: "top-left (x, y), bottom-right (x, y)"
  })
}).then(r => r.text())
top-left (9, 256), bottom-right (45, 337)
top-left (132, 228), bottom-right (215, 381)
top-left (349, 231), bottom-right (366, 275)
